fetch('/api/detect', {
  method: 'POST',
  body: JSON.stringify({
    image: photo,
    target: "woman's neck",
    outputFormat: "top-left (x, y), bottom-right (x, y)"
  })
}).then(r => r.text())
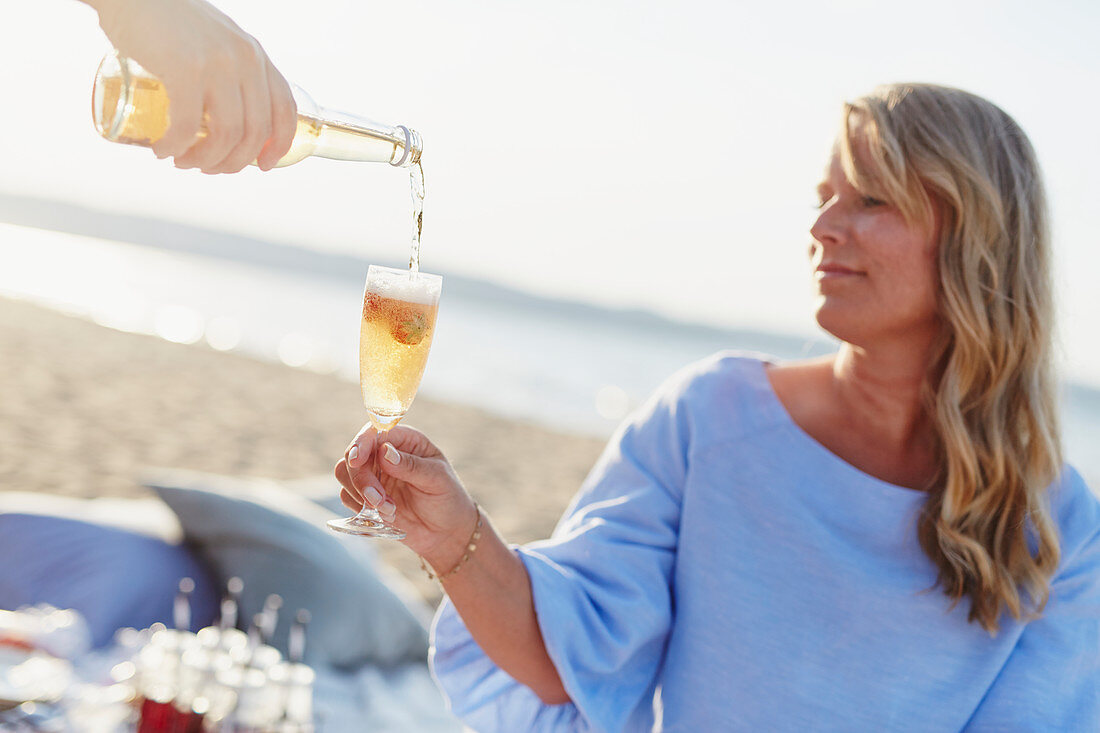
top-left (831, 341), bottom-right (937, 462)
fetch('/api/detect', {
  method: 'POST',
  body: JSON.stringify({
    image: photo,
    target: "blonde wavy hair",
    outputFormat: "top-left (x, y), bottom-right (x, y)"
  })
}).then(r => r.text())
top-left (838, 84), bottom-right (1062, 634)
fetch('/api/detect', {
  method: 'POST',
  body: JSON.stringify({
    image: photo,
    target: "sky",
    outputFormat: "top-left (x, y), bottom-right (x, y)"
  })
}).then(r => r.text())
top-left (2, 0), bottom-right (1099, 385)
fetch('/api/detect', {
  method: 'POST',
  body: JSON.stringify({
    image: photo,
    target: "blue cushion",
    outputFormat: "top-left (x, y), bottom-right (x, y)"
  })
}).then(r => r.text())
top-left (144, 470), bottom-right (431, 669)
top-left (0, 513), bottom-right (218, 647)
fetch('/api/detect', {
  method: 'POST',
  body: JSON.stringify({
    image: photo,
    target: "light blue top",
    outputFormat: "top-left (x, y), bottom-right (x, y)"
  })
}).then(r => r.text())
top-left (429, 353), bottom-right (1100, 732)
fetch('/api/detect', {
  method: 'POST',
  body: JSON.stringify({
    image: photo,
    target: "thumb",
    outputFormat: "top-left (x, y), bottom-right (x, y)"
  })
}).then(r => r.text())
top-left (377, 441), bottom-right (444, 488)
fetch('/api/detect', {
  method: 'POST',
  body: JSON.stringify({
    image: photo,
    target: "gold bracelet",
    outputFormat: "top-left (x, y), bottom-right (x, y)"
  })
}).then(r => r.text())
top-left (419, 503), bottom-right (483, 583)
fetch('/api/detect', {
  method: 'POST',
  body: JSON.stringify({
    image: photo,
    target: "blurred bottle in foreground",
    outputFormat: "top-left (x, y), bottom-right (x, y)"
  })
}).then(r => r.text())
top-left (92, 50), bottom-right (423, 169)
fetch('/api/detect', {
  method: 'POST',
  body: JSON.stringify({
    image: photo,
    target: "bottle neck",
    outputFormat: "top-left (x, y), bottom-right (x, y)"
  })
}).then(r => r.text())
top-left (312, 107), bottom-right (422, 167)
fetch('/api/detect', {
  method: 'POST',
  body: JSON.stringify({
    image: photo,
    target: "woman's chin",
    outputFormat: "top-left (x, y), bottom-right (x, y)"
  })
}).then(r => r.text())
top-left (815, 297), bottom-right (940, 351)
top-left (813, 299), bottom-right (863, 344)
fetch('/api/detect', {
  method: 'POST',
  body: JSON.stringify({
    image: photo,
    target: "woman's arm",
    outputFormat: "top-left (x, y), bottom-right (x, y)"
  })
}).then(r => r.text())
top-left (427, 509), bottom-right (571, 704)
top-left (962, 472), bottom-right (1100, 731)
top-left (337, 371), bottom-right (685, 731)
top-left (335, 427), bottom-right (570, 704)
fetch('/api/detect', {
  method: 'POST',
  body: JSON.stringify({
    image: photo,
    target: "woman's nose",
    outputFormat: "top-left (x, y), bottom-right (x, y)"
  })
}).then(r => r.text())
top-left (810, 202), bottom-right (845, 248)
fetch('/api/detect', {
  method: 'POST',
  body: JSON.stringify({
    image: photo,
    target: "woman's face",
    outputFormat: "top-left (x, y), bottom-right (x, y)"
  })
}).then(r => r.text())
top-left (809, 147), bottom-right (941, 350)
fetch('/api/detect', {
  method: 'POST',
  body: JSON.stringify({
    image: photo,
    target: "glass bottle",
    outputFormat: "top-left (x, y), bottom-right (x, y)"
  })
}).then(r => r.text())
top-left (91, 50), bottom-right (422, 168)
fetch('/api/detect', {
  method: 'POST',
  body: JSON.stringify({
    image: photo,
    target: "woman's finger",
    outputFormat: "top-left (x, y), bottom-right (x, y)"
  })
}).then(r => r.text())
top-left (256, 62), bottom-right (297, 171)
top-left (385, 424), bottom-right (442, 459)
top-left (337, 450), bottom-right (389, 509)
top-left (335, 456), bottom-right (386, 507)
top-left (211, 74), bottom-right (272, 174)
top-left (209, 42), bottom-right (272, 173)
top-left (153, 77), bottom-right (204, 160)
top-left (175, 83), bottom-right (244, 172)
top-left (376, 441), bottom-right (445, 492)
top-left (340, 487), bottom-right (363, 513)
top-left (347, 425), bottom-right (379, 469)
top-left (333, 458), bottom-right (363, 503)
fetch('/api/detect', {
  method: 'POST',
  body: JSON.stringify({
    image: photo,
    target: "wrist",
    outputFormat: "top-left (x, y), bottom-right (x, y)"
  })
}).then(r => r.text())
top-left (421, 500), bottom-right (482, 578)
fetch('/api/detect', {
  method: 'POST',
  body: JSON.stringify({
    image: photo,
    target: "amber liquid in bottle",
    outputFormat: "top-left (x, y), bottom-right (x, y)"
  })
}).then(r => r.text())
top-left (92, 51), bottom-right (421, 168)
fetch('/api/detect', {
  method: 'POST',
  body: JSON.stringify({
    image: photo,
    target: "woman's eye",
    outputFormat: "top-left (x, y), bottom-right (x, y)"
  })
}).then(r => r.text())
top-left (861, 195), bottom-right (886, 208)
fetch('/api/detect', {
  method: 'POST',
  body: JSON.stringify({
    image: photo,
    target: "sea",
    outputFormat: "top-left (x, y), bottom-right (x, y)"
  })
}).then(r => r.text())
top-left (0, 199), bottom-right (1096, 487)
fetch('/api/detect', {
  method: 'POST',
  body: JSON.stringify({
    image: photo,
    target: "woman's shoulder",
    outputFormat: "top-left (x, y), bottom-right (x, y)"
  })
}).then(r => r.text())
top-left (653, 349), bottom-right (773, 404)
top-left (660, 350), bottom-right (833, 405)
top-left (1048, 466), bottom-right (1100, 565)
top-left (635, 350), bottom-right (797, 445)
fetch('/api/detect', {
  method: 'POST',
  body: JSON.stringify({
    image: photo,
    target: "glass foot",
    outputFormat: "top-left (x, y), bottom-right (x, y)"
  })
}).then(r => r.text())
top-left (327, 513), bottom-right (406, 539)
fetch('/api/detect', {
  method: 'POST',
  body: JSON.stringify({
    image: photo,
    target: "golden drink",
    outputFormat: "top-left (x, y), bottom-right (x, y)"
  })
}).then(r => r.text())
top-left (408, 161), bottom-right (425, 272)
top-left (359, 285), bottom-right (440, 429)
top-left (330, 267), bottom-right (441, 538)
top-left (92, 51), bottom-right (422, 168)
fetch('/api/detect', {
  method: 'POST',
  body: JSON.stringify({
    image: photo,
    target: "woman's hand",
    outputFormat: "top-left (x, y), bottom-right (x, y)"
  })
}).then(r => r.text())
top-left (88, 0), bottom-right (297, 172)
top-left (335, 424), bottom-right (570, 703)
top-left (334, 424), bottom-right (480, 572)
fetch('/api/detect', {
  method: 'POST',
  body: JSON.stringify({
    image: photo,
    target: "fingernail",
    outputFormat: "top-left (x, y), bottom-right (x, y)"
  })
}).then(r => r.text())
top-left (348, 445), bottom-right (359, 464)
top-left (383, 443), bottom-right (400, 465)
top-left (364, 485), bottom-right (383, 506)
top-left (380, 500), bottom-right (396, 516)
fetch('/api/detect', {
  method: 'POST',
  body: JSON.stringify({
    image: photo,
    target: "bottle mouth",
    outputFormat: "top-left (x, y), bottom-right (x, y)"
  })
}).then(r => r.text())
top-left (391, 126), bottom-right (422, 167)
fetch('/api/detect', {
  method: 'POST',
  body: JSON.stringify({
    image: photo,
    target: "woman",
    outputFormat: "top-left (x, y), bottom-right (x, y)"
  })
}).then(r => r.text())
top-left (335, 84), bottom-right (1100, 731)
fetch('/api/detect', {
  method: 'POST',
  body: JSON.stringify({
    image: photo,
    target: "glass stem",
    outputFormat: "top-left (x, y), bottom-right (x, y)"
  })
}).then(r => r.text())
top-left (353, 430), bottom-right (387, 522)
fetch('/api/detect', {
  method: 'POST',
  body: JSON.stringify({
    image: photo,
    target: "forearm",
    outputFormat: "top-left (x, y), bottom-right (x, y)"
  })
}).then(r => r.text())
top-left (425, 513), bottom-right (570, 705)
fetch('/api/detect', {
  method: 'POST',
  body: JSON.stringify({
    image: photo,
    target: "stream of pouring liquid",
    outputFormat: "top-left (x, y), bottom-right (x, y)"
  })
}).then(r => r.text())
top-left (408, 162), bottom-right (425, 273)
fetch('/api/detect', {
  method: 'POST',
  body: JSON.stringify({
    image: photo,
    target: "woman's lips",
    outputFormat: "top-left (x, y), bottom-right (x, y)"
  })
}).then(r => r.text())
top-left (814, 264), bottom-right (866, 288)
top-left (815, 263), bottom-right (865, 277)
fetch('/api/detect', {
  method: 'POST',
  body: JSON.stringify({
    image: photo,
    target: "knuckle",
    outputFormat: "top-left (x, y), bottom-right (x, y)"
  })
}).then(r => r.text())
top-left (227, 36), bottom-right (264, 72)
top-left (250, 40), bottom-right (269, 69)
top-left (240, 36), bottom-right (262, 59)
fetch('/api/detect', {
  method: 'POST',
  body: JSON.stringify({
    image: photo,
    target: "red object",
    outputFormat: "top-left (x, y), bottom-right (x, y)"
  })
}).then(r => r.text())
top-left (138, 698), bottom-right (176, 733)
top-left (174, 710), bottom-right (206, 733)
top-left (0, 634), bottom-right (37, 653)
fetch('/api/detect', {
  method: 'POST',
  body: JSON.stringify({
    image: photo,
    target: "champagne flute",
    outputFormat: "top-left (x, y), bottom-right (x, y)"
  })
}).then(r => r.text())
top-left (327, 265), bottom-right (442, 538)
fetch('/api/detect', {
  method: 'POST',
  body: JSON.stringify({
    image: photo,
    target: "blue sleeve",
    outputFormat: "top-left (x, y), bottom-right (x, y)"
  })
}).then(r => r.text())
top-left (429, 378), bottom-right (690, 733)
top-left (965, 482), bottom-right (1100, 731)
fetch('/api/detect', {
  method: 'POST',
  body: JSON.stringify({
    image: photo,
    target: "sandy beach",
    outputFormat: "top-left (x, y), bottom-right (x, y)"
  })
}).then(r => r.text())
top-left (0, 295), bottom-right (605, 606)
